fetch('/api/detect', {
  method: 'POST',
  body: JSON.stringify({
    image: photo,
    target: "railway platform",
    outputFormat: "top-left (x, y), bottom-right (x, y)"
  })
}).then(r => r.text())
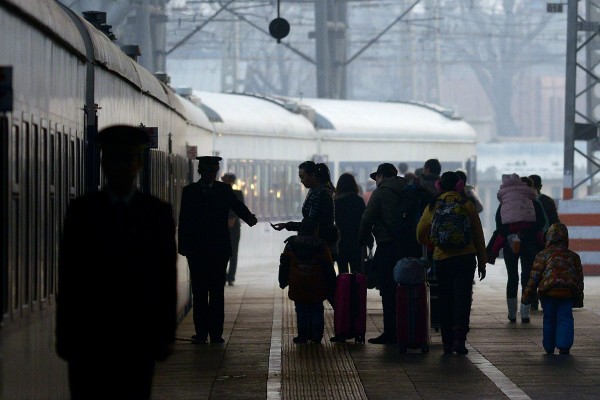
top-left (2, 259), bottom-right (600, 399)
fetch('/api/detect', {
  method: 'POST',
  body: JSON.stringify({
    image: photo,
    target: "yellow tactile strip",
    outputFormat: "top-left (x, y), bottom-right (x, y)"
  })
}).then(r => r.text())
top-left (281, 289), bottom-right (368, 400)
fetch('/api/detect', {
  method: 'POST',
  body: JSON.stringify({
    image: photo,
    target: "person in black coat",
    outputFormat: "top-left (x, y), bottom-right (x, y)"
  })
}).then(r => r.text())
top-left (529, 174), bottom-right (560, 233)
top-left (334, 173), bottom-right (372, 273)
top-left (56, 125), bottom-right (177, 400)
top-left (221, 172), bottom-right (245, 286)
top-left (178, 156), bottom-right (258, 344)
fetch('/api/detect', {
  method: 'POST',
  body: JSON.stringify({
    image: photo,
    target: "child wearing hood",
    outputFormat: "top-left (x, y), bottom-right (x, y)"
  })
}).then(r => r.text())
top-left (522, 223), bottom-right (584, 354)
top-left (486, 173), bottom-right (543, 264)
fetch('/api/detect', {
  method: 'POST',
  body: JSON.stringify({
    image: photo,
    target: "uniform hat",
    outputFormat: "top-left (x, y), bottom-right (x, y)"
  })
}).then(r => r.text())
top-left (370, 163), bottom-right (398, 180)
top-left (97, 125), bottom-right (150, 146)
top-left (196, 156), bottom-right (222, 172)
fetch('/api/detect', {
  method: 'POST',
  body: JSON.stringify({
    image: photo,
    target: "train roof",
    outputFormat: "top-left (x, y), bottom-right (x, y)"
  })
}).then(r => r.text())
top-left (79, 17), bottom-right (170, 105)
top-left (292, 97), bottom-right (477, 142)
top-left (186, 91), bottom-right (477, 143)
top-left (3, 0), bottom-right (194, 112)
top-left (4, 0), bottom-right (87, 57)
top-left (191, 91), bottom-right (317, 139)
top-left (173, 93), bottom-right (214, 132)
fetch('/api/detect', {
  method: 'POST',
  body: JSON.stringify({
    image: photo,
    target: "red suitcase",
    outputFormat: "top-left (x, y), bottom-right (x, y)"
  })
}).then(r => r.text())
top-left (396, 283), bottom-right (430, 353)
top-left (332, 273), bottom-right (367, 343)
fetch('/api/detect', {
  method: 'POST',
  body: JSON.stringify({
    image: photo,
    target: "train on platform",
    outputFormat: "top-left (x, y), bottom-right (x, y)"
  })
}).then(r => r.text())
top-left (0, 0), bottom-right (478, 329)
top-left (177, 90), bottom-right (478, 223)
top-left (0, 0), bottom-right (209, 326)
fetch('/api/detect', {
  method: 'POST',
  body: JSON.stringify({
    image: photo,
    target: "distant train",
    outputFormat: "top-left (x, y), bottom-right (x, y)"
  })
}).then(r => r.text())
top-left (0, 0), bottom-right (478, 329)
top-left (178, 90), bottom-right (478, 222)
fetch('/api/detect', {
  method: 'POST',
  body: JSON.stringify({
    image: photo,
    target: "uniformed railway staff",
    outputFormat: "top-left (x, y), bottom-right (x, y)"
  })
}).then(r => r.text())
top-left (178, 156), bottom-right (258, 344)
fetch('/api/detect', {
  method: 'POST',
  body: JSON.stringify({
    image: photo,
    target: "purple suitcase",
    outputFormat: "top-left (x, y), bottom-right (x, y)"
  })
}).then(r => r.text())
top-left (332, 273), bottom-right (367, 343)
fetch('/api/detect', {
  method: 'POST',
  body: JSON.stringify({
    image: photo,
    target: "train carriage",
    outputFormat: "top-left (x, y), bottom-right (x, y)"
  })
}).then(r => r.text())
top-left (184, 91), bottom-right (478, 224)
top-left (0, 0), bottom-right (212, 326)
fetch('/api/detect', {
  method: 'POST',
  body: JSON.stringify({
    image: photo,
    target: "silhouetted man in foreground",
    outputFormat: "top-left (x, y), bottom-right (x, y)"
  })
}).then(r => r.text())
top-left (178, 157), bottom-right (258, 344)
top-left (56, 125), bottom-right (177, 399)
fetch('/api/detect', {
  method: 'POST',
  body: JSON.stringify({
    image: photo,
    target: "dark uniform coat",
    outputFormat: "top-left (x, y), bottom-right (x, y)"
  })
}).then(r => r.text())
top-left (178, 180), bottom-right (254, 341)
top-left (178, 180), bottom-right (253, 257)
top-left (56, 190), bottom-right (177, 398)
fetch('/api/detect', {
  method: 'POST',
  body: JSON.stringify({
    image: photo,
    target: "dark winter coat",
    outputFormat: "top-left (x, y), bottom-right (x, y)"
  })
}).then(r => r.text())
top-left (56, 190), bottom-right (177, 361)
top-left (538, 193), bottom-right (560, 233)
top-left (178, 180), bottom-right (253, 257)
top-left (358, 176), bottom-right (408, 245)
top-left (335, 193), bottom-right (371, 264)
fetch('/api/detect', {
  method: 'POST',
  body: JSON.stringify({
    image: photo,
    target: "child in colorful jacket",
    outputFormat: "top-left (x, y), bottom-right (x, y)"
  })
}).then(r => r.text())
top-left (522, 223), bottom-right (584, 355)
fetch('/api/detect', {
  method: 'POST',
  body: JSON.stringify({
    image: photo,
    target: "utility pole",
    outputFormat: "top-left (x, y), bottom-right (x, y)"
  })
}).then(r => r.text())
top-left (314, 0), bottom-right (347, 99)
top-left (222, 18), bottom-right (242, 92)
top-left (562, 0), bottom-right (600, 199)
top-left (586, 0), bottom-right (600, 195)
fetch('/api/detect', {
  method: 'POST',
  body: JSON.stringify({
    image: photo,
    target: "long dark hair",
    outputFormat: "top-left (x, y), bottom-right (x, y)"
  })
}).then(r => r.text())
top-left (299, 161), bottom-right (331, 185)
top-left (335, 173), bottom-right (359, 195)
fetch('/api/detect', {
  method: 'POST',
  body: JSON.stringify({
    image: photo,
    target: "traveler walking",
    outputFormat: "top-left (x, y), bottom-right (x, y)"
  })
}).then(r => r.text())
top-left (489, 174), bottom-right (546, 324)
top-left (419, 158), bottom-right (442, 196)
top-left (522, 223), bottom-right (584, 355)
top-left (455, 170), bottom-right (483, 213)
top-left (529, 174), bottom-right (560, 235)
top-left (417, 171), bottom-right (487, 355)
top-left (358, 163), bottom-right (411, 344)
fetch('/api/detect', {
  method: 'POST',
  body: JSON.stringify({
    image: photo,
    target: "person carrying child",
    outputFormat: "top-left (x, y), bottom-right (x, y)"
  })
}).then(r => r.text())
top-left (521, 223), bottom-right (584, 355)
top-left (278, 227), bottom-right (336, 344)
top-left (487, 174), bottom-right (544, 265)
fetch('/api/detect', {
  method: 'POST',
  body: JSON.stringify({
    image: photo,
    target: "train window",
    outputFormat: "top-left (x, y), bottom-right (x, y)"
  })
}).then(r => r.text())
top-left (62, 132), bottom-right (69, 209)
top-left (23, 121), bottom-right (30, 308)
top-left (49, 131), bottom-right (55, 187)
top-left (48, 129), bottom-right (57, 299)
top-left (12, 124), bottom-right (19, 187)
top-left (32, 124), bottom-right (40, 304)
top-left (76, 137), bottom-right (82, 195)
top-left (41, 127), bottom-right (48, 301)
top-left (70, 138), bottom-right (75, 193)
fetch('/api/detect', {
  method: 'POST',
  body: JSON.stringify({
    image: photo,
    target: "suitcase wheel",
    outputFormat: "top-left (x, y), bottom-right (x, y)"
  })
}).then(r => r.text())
top-left (398, 344), bottom-right (407, 354)
top-left (355, 336), bottom-right (365, 344)
top-left (421, 344), bottom-right (429, 353)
